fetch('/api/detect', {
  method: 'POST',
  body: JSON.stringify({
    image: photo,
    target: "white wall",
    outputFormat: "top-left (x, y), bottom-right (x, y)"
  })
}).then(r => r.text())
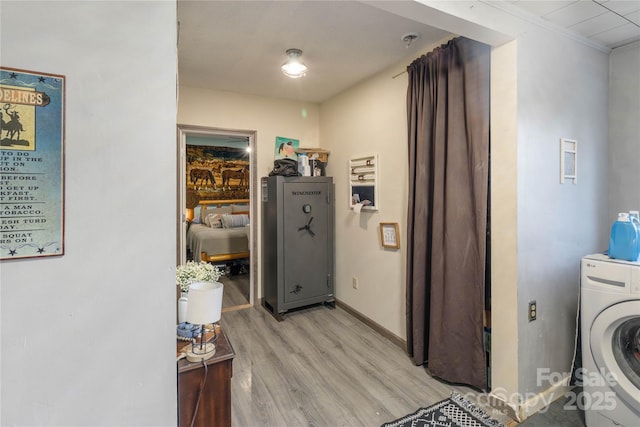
top-left (490, 39), bottom-right (519, 405)
top-left (177, 87), bottom-right (320, 182)
top-left (0, 2), bottom-right (177, 426)
top-left (319, 51), bottom-right (417, 338)
top-left (177, 86), bottom-right (321, 297)
top-left (515, 26), bottom-right (609, 405)
top-left (608, 42), bottom-right (640, 221)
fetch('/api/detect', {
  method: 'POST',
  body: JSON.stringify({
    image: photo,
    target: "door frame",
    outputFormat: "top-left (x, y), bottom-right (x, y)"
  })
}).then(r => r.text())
top-left (177, 124), bottom-right (257, 307)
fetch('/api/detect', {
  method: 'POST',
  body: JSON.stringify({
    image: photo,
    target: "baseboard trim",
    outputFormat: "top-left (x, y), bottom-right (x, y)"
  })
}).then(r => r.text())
top-left (487, 393), bottom-right (519, 422)
top-left (520, 374), bottom-right (571, 420)
top-left (488, 373), bottom-right (572, 422)
top-left (335, 299), bottom-right (406, 352)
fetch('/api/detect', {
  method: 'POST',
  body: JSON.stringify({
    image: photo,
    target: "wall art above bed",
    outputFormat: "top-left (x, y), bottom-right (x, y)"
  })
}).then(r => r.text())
top-left (186, 144), bottom-right (249, 201)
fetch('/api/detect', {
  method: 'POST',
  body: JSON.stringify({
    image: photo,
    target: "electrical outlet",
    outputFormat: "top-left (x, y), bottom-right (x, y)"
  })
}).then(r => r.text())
top-left (528, 301), bottom-right (537, 322)
top-left (352, 277), bottom-right (358, 289)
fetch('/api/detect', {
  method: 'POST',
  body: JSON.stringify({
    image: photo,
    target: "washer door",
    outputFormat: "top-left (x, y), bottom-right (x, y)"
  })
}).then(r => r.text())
top-left (590, 300), bottom-right (640, 412)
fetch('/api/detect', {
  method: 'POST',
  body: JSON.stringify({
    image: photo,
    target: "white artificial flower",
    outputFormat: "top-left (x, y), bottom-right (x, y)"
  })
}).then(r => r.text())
top-left (176, 261), bottom-right (222, 293)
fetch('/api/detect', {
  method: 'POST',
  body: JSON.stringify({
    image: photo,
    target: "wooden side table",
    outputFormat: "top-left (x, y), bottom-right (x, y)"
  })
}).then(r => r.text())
top-left (177, 327), bottom-right (235, 427)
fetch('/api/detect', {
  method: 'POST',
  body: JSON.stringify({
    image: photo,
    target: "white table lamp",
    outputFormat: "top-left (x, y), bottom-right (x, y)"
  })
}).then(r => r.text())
top-left (185, 281), bottom-right (223, 362)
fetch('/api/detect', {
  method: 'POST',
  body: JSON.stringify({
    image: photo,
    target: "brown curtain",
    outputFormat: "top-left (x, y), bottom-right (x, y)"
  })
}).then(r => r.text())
top-left (405, 37), bottom-right (490, 391)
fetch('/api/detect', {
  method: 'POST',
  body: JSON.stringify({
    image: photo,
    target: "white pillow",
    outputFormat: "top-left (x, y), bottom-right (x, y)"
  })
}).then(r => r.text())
top-left (205, 213), bottom-right (224, 228)
top-left (200, 206), bottom-right (232, 223)
top-left (221, 214), bottom-right (250, 228)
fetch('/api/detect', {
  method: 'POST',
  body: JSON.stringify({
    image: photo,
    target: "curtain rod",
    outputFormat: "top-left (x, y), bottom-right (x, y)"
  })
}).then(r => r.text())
top-left (392, 69), bottom-right (407, 79)
top-left (393, 35), bottom-right (460, 80)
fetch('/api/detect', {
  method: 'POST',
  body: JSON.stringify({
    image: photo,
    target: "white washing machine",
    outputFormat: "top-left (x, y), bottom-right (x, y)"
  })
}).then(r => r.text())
top-left (581, 253), bottom-right (640, 426)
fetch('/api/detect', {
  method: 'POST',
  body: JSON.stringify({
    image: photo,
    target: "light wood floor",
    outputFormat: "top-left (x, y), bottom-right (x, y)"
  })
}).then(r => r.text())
top-left (220, 304), bottom-right (514, 427)
top-left (220, 273), bottom-right (250, 309)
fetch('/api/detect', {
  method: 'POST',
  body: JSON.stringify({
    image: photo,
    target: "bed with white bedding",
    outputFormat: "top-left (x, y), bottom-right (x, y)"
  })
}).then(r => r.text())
top-left (187, 199), bottom-right (250, 262)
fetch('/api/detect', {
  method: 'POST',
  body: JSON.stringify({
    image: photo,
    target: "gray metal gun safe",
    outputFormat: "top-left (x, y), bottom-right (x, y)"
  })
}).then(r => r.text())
top-left (261, 176), bottom-right (335, 320)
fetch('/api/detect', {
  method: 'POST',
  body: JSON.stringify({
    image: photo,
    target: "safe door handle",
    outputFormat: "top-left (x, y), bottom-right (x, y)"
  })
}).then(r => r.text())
top-left (297, 217), bottom-right (315, 236)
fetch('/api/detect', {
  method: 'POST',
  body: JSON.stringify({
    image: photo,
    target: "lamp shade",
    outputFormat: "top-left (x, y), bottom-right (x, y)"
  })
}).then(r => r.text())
top-left (186, 281), bottom-right (223, 325)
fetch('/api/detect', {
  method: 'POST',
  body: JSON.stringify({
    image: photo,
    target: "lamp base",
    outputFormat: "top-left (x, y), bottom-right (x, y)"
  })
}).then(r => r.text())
top-left (185, 343), bottom-right (216, 363)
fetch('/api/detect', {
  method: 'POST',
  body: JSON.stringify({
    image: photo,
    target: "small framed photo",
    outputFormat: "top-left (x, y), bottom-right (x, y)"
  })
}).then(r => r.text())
top-left (380, 222), bottom-right (400, 249)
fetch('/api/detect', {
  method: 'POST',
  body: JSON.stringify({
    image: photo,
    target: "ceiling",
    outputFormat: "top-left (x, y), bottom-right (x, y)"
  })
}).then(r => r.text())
top-left (177, 0), bottom-right (452, 103)
top-left (508, 0), bottom-right (640, 48)
top-left (177, 1), bottom-right (640, 104)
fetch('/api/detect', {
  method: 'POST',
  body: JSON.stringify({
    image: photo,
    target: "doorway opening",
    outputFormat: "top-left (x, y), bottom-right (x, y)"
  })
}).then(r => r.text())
top-left (177, 125), bottom-right (257, 312)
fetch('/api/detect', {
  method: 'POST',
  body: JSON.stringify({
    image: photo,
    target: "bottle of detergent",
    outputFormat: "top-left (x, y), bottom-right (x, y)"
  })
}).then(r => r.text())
top-left (630, 211), bottom-right (640, 260)
top-left (608, 212), bottom-right (640, 261)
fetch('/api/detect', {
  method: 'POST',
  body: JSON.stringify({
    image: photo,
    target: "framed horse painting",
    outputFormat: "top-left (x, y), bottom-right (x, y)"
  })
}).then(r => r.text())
top-left (186, 143), bottom-right (249, 201)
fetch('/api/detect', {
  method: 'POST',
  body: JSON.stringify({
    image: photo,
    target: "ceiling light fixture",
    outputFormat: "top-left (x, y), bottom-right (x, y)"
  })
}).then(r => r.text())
top-left (281, 48), bottom-right (307, 78)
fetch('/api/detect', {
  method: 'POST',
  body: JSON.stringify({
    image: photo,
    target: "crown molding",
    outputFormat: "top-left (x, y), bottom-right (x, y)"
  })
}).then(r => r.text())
top-left (612, 38), bottom-right (640, 53)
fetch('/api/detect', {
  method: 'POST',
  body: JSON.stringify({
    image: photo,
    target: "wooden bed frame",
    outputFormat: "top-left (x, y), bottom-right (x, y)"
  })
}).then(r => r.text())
top-left (200, 199), bottom-right (250, 209)
top-left (197, 199), bottom-right (250, 263)
top-left (201, 250), bottom-right (250, 263)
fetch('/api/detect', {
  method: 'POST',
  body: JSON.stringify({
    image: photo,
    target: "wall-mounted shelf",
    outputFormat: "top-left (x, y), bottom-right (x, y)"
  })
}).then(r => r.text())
top-left (349, 154), bottom-right (378, 211)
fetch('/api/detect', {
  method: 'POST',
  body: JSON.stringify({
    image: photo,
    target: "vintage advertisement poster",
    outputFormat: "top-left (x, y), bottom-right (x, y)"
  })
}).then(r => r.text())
top-left (0, 67), bottom-right (65, 260)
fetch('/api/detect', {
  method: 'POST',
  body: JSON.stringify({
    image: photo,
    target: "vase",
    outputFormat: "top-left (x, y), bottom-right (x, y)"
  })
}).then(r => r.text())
top-left (177, 292), bottom-right (188, 324)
